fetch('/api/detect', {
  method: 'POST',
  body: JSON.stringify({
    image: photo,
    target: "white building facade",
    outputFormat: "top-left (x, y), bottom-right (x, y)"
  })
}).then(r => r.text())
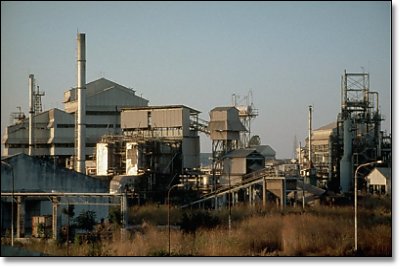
top-left (2, 78), bottom-right (149, 168)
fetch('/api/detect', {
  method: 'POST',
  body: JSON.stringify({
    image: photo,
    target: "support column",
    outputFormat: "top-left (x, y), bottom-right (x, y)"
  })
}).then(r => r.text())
top-left (281, 178), bottom-right (286, 211)
top-left (248, 186), bottom-right (252, 206)
top-left (224, 193), bottom-right (228, 208)
top-left (16, 197), bottom-right (25, 238)
top-left (120, 193), bottom-right (128, 238)
top-left (263, 178), bottom-right (266, 208)
top-left (52, 197), bottom-right (59, 240)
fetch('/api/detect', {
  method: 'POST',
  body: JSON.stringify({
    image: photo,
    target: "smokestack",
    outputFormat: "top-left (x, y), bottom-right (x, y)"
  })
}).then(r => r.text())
top-left (76, 33), bottom-right (86, 173)
top-left (28, 74), bottom-right (34, 156)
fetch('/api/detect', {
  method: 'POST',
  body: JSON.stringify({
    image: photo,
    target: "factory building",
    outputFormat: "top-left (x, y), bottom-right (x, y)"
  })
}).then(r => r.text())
top-left (221, 148), bottom-right (265, 187)
top-left (120, 105), bottom-right (200, 170)
top-left (1, 154), bottom-right (109, 239)
top-left (306, 122), bottom-right (339, 189)
top-left (95, 105), bottom-right (202, 202)
top-left (2, 77), bottom-right (149, 170)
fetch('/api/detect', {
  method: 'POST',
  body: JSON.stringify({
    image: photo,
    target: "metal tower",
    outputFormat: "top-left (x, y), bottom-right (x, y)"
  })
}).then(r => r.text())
top-left (33, 85), bottom-right (45, 114)
top-left (231, 90), bottom-right (259, 148)
top-left (338, 70), bottom-right (382, 193)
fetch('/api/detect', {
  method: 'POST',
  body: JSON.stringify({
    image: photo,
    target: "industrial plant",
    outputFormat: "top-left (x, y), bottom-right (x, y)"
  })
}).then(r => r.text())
top-left (1, 33), bottom-right (391, 246)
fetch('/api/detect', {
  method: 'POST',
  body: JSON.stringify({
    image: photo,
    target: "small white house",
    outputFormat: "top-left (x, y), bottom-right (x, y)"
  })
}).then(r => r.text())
top-left (366, 167), bottom-right (391, 195)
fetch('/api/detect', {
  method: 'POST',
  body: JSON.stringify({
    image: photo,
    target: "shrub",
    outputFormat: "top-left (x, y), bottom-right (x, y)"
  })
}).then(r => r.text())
top-left (108, 206), bottom-right (122, 226)
top-left (180, 209), bottom-right (220, 233)
top-left (75, 210), bottom-right (97, 232)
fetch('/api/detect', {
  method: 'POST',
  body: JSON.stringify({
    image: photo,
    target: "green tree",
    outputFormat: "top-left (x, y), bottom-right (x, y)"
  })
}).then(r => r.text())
top-left (108, 206), bottom-right (121, 226)
top-left (75, 210), bottom-right (97, 232)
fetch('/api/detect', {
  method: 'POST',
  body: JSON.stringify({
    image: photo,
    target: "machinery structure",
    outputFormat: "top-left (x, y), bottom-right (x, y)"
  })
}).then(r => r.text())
top-left (300, 70), bottom-right (390, 193)
top-left (28, 74), bottom-right (45, 156)
top-left (93, 105), bottom-right (203, 203)
top-left (338, 70), bottom-right (387, 193)
top-left (232, 91), bottom-right (259, 148)
top-left (208, 107), bottom-right (246, 191)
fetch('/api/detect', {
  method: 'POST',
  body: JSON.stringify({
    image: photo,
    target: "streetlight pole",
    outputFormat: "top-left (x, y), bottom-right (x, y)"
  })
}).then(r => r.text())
top-left (354, 160), bottom-right (382, 252)
top-left (167, 183), bottom-right (183, 256)
top-left (228, 160), bottom-right (231, 233)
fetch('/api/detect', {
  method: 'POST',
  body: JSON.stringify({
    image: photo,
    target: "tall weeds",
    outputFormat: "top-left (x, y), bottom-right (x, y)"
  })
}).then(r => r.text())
top-left (18, 197), bottom-right (391, 256)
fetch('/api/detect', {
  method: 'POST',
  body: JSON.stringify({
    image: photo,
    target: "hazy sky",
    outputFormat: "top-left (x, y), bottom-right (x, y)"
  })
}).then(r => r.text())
top-left (1, 1), bottom-right (391, 159)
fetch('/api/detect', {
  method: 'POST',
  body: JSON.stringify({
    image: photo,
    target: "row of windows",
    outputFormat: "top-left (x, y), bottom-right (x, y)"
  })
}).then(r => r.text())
top-left (57, 124), bottom-right (121, 128)
top-left (86, 111), bottom-right (120, 116)
top-left (6, 144), bottom-right (51, 149)
top-left (7, 143), bottom-right (99, 148)
top-left (57, 124), bottom-right (75, 128)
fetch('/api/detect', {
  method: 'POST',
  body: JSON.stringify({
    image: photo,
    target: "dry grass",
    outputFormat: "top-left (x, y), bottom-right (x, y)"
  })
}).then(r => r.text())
top-left (16, 196), bottom-right (391, 256)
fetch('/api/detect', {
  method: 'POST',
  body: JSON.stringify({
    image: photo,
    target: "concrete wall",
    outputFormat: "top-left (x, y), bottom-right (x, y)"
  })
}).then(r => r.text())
top-left (182, 136), bottom-right (200, 168)
top-left (1, 154), bottom-right (111, 235)
top-left (1, 154), bottom-right (108, 193)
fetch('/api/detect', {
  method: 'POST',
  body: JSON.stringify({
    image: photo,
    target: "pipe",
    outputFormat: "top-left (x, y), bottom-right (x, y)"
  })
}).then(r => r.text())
top-left (370, 92), bottom-right (379, 114)
top-left (28, 74), bottom-right (34, 156)
top-left (76, 33), bottom-right (86, 173)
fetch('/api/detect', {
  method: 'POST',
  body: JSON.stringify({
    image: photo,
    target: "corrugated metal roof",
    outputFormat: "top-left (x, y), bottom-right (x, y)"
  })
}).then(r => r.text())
top-left (224, 148), bottom-right (262, 158)
top-left (315, 122), bottom-right (337, 131)
top-left (120, 104), bottom-right (200, 114)
top-left (210, 106), bottom-right (238, 112)
top-left (65, 77), bottom-right (149, 103)
top-left (208, 120), bottom-right (247, 132)
top-left (254, 145), bottom-right (276, 156)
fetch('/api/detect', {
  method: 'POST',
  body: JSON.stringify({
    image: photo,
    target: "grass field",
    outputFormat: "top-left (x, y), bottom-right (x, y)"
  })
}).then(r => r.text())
top-left (5, 195), bottom-right (391, 256)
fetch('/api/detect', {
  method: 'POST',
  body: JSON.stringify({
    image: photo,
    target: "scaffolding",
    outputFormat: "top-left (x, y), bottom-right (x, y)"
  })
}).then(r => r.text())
top-left (232, 91), bottom-right (259, 148)
top-left (338, 70), bottom-right (383, 192)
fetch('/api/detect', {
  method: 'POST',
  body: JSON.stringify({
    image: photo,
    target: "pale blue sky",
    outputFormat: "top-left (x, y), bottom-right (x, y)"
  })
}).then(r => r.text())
top-left (1, 1), bottom-right (391, 158)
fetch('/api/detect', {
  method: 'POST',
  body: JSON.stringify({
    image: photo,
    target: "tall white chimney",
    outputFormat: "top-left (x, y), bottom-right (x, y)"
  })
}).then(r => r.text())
top-left (76, 33), bottom-right (86, 173)
top-left (28, 74), bottom-right (35, 156)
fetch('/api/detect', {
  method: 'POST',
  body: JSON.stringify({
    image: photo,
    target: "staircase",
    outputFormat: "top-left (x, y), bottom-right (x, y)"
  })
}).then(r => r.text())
top-left (190, 117), bottom-right (210, 135)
